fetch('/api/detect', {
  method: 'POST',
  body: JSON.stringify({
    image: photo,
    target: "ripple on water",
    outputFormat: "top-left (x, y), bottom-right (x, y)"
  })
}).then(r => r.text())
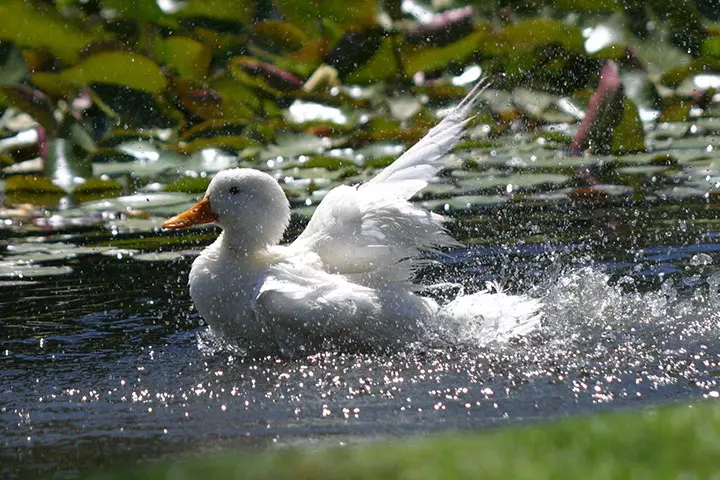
top-left (1, 209), bottom-right (720, 478)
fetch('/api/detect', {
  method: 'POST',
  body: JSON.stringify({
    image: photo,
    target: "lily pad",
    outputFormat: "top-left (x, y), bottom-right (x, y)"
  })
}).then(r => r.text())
top-left (342, 36), bottom-right (399, 84)
top-left (0, 0), bottom-right (108, 63)
top-left (252, 20), bottom-right (308, 52)
top-left (274, 0), bottom-right (377, 36)
top-left (178, 135), bottom-right (261, 155)
top-left (4, 174), bottom-right (67, 207)
top-left (154, 36), bottom-right (211, 81)
top-left (32, 52), bottom-right (167, 96)
top-left (164, 176), bottom-right (212, 193)
top-left (403, 29), bottom-right (490, 76)
top-left (174, 0), bottom-right (255, 23)
top-left (72, 178), bottom-right (123, 203)
top-left (259, 133), bottom-right (327, 160)
top-left (81, 192), bottom-right (194, 212)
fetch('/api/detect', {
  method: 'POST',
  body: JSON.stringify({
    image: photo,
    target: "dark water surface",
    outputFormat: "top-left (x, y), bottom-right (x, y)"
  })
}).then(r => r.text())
top-left (2, 193), bottom-right (719, 478)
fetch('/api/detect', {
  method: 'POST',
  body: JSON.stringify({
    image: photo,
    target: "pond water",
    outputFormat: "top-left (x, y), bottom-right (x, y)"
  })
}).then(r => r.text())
top-left (2, 128), bottom-right (720, 478)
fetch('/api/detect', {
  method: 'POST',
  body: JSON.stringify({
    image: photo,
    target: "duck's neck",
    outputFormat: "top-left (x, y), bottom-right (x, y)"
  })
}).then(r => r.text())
top-left (218, 230), bottom-right (262, 256)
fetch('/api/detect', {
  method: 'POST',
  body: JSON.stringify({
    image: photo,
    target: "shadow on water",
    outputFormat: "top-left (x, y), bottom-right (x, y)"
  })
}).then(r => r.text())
top-left (1, 198), bottom-right (719, 479)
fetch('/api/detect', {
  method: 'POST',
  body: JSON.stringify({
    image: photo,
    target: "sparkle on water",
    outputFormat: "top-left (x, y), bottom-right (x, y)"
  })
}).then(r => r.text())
top-left (2, 119), bottom-right (720, 478)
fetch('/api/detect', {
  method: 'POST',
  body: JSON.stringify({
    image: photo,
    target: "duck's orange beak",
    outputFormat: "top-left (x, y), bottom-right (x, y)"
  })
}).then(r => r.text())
top-left (162, 197), bottom-right (218, 230)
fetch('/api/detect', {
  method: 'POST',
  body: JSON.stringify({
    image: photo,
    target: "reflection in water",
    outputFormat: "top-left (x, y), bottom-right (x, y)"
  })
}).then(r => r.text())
top-left (1, 200), bottom-right (719, 478)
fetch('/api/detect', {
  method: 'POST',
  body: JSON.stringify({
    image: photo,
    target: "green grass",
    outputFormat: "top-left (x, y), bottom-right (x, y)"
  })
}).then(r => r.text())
top-left (90, 402), bottom-right (720, 479)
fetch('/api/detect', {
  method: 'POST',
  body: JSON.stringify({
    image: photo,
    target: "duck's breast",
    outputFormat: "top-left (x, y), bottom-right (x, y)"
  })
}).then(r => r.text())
top-left (188, 242), bottom-right (267, 341)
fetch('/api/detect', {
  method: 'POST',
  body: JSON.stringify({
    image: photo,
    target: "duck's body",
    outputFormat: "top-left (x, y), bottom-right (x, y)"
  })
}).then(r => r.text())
top-left (164, 79), bottom-right (542, 357)
top-left (189, 236), bottom-right (439, 355)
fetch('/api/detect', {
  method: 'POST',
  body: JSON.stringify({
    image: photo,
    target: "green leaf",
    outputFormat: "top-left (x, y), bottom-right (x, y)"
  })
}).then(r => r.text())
top-left (177, 135), bottom-right (261, 154)
top-left (344, 37), bottom-right (399, 83)
top-left (274, 0), bottom-right (376, 36)
top-left (164, 176), bottom-right (212, 193)
top-left (4, 174), bottom-right (66, 207)
top-left (0, 42), bottom-right (27, 85)
top-left (493, 19), bottom-right (585, 56)
top-left (5, 175), bottom-right (66, 194)
top-left (611, 99), bottom-right (646, 155)
top-left (32, 52), bottom-right (167, 95)
top-left (176, 0), bottom-right (255, 23)
top-left (297, 155), bottom-right (356, 170)
top-left (102, 0), bottom-right (167, 22)
top-left (403, 29), bottom-right (489, 75)
top-left (0, 0), bottom-right (108, 64)
top-left (154, 37), bottom-right (211, 80)
top-left (208, 76), bottom-right (263, 120)
top-left (72, 177), bottom-right (123, 202)
top-left (252, 21), bottom-right (309, 52)
top-left (701, 36), bottom-right (720, 58)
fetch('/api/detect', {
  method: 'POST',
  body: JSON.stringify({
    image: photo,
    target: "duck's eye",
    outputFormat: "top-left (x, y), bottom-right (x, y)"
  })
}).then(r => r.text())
top-left (229, 186), bottom-right (240, 195)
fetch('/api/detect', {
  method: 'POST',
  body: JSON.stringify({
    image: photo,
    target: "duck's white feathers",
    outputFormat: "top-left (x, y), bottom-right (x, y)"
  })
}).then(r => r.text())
top-left (290, 79), bottom-right (490, 280)
top-left (182, 78), bottom-right (543, 356)
top-left (290, 184), bottom-right (458, 281)
top-left (368, 78), bottom-right (489, 193)
top-left (254, 259), bottom-right (436, 356)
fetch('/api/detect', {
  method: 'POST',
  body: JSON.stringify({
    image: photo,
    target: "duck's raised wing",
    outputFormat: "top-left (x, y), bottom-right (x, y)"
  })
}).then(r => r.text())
top-left (290, 79), bottom-right (489, 281)
top-left (367, 77), bottom-right (490, 198)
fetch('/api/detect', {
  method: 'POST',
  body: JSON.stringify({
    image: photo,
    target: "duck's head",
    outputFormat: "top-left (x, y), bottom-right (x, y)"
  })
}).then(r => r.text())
top-left (162, 168), bottom-right (290, 250)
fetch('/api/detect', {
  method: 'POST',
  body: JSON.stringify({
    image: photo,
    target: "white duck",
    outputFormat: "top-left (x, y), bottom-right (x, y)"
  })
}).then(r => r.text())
top-left (163, 79), bottom-right (542, 357)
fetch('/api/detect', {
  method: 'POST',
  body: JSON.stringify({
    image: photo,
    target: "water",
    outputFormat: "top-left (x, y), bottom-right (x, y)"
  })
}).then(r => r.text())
top-left (2, 193), bottom-right (719, 479)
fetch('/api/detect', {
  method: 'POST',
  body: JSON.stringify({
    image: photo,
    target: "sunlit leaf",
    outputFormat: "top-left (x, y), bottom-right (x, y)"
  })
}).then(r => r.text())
top-left (102, 0), bottom-right (167, 22)
top-left (32, 52), bottom-right (167, 96)
top-left (611, 98), bottom-right (646, 155)
top-left (164, 176), bottom-right (212, 193)
top-left (343, 36), bottom-right (398, 84)
top-left (154, 36), bottom-right (211, 80)
top-left (177, 135), bottom-right (261, 154)
top-left (403, 29), bottom-right (490, 75)
top-left (297, 155), bottom-right (356, 170)
top-left (658, 100), bottom-right (692, 122)
top-left (4, 174), bottom-right (66, 207)
top-left (493, 19), bottom-right (585, 56)
top-left (72, 177), bottom-right (123, 202)
top-left (0, 0), bottom-right (109, 63)
top-left (209, 77), bottom-right (263, 120)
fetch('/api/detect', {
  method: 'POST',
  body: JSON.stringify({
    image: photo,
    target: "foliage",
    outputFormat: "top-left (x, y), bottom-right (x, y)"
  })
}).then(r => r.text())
top-left (88, 401), bottom-right (720, 479)
top-left (0, 0), bottom-right (719, 205)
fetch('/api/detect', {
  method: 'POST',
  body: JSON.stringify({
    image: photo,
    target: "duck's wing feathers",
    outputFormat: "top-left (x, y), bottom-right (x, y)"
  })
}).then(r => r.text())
top-left (290, 79), bottom-right (488, 280)
top-left (254, 262), bottom-right (434, 356)
top-left (368, 78), bottom-right (489, 197)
